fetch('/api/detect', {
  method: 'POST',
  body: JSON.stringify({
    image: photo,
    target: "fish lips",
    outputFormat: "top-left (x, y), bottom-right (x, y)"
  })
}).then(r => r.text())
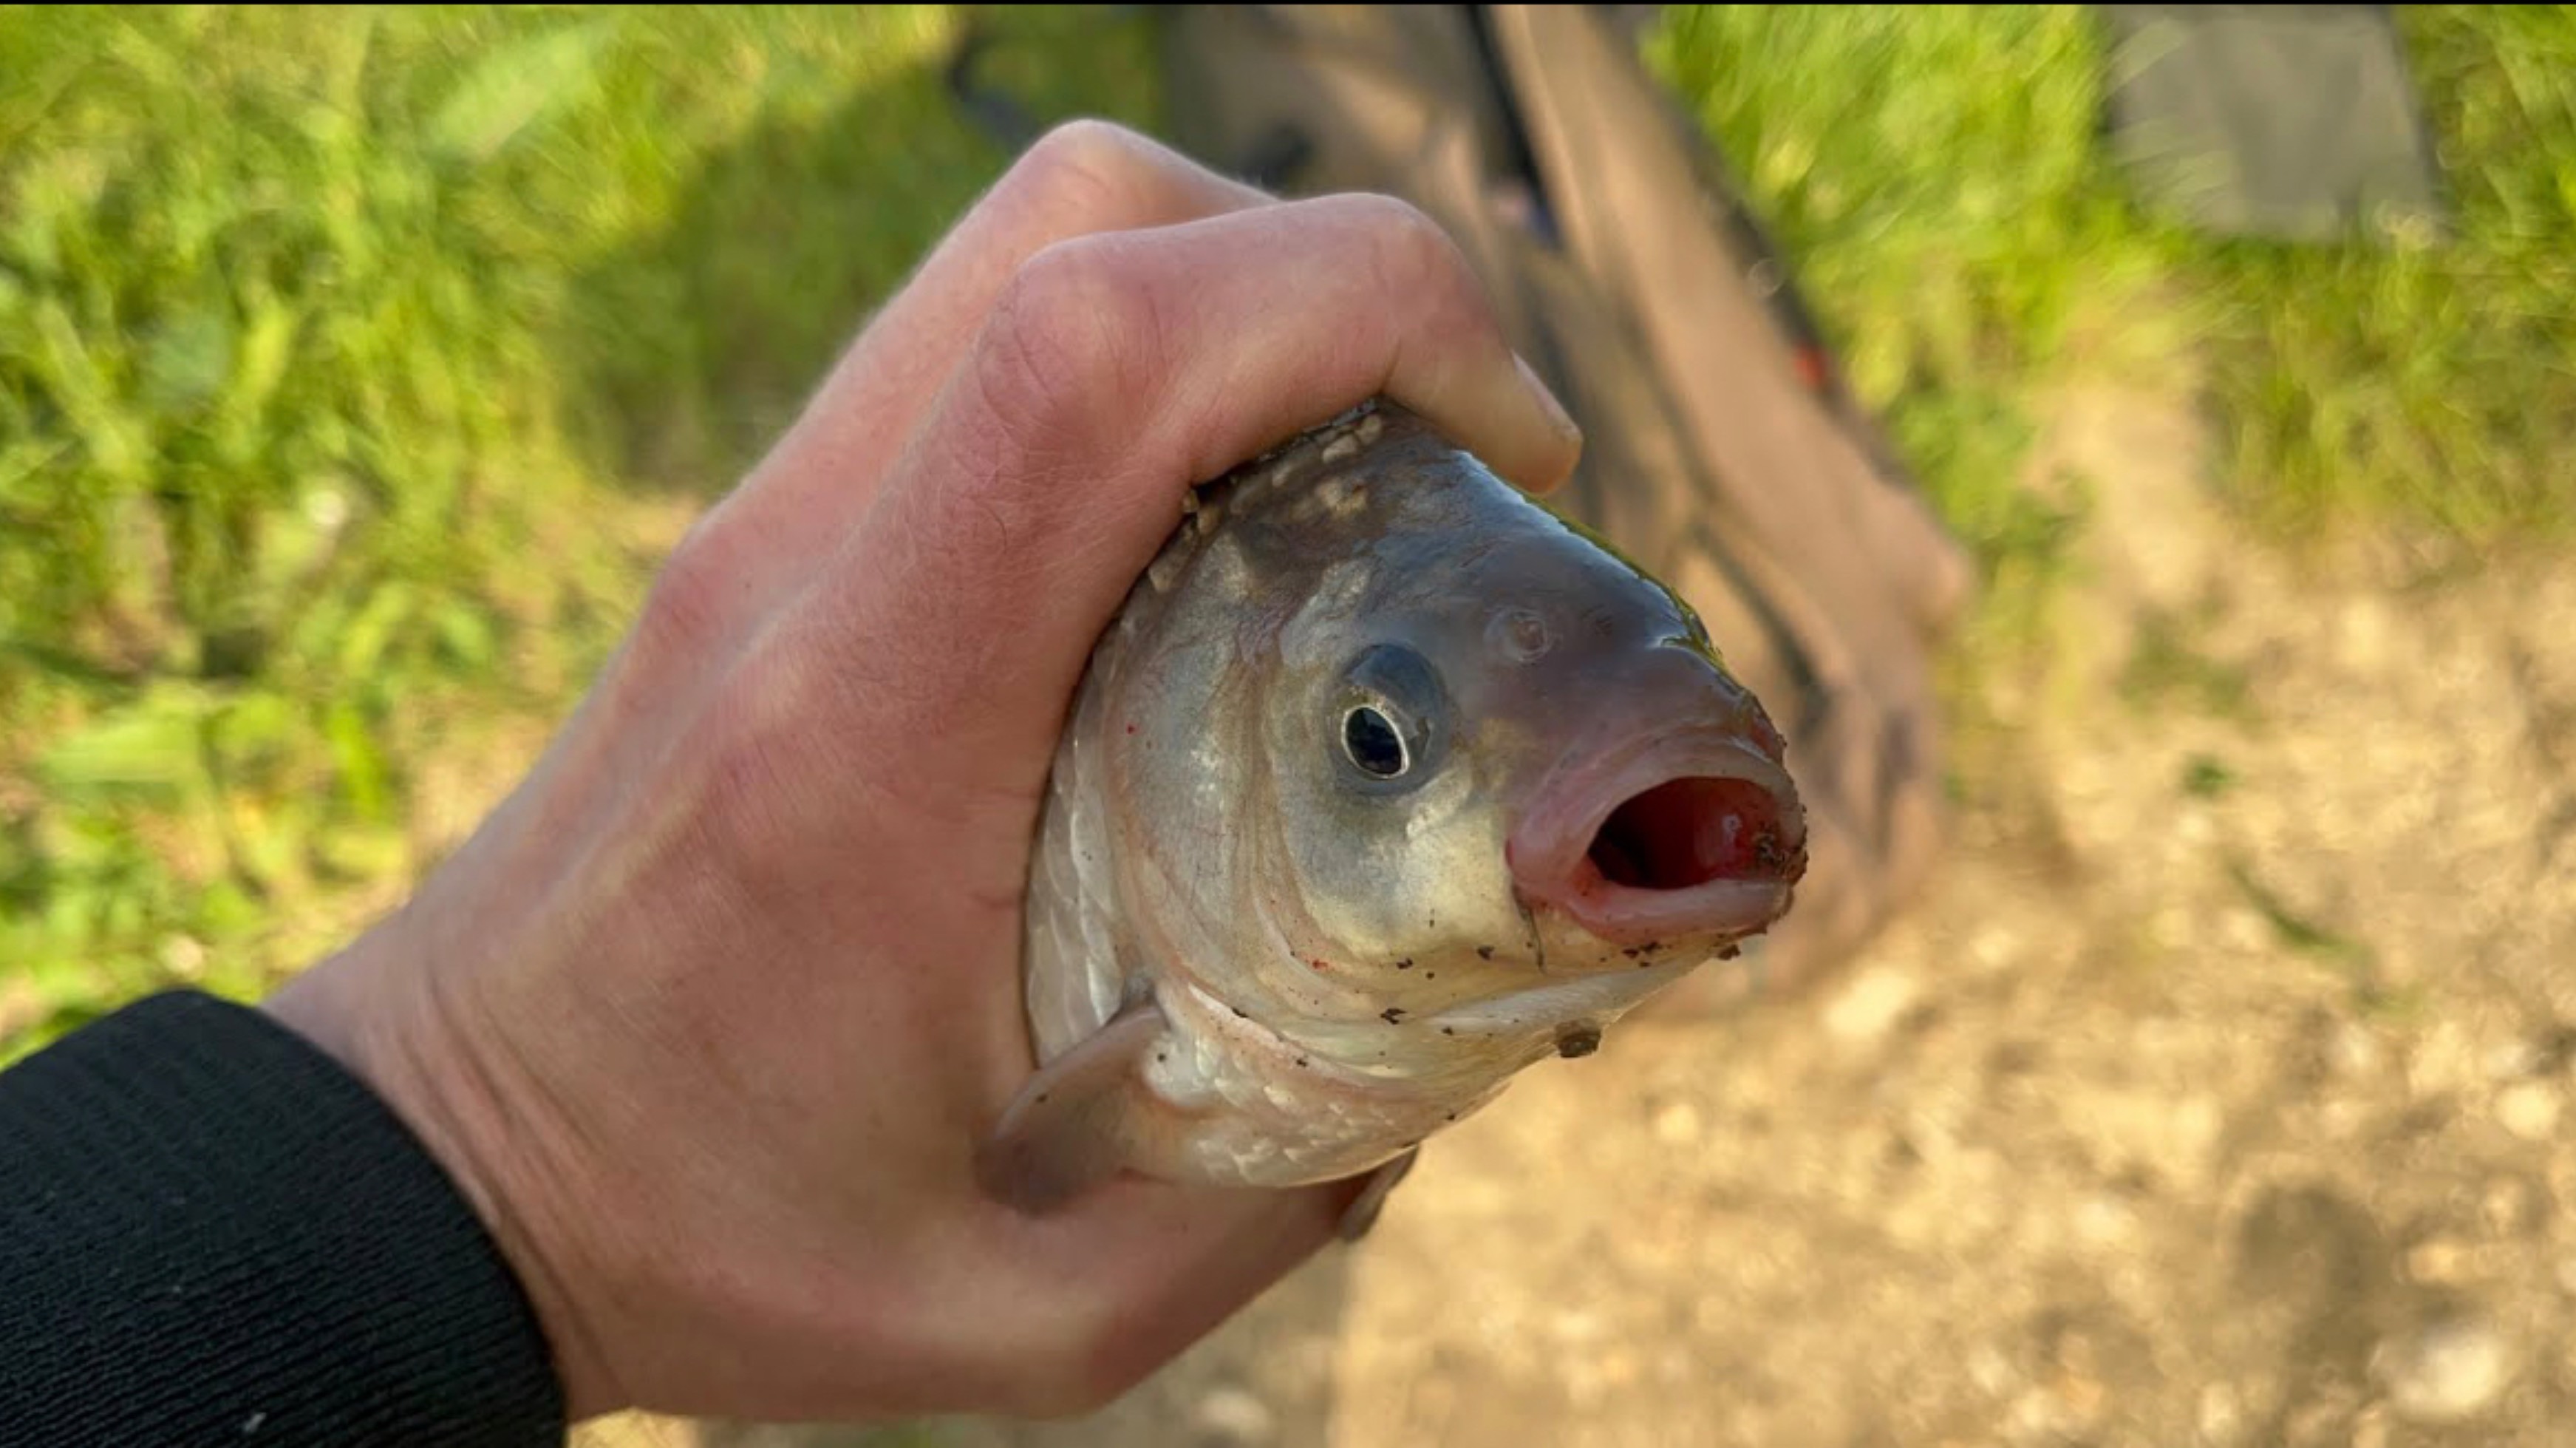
top-left (1506, 724), bottom-right (1808, 952)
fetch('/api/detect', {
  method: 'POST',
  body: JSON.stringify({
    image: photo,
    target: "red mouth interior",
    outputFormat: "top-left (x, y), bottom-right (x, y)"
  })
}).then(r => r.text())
top-left (1586, 776), bottom-right (1796, 891)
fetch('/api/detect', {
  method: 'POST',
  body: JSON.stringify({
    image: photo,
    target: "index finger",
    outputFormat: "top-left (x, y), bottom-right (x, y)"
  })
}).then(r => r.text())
top-left (801, 191), bottom-right (1582, 798)
top-left (677, 121), bottom-right (1278, 632)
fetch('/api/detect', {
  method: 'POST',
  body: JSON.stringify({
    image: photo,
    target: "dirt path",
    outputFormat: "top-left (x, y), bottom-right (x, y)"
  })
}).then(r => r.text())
top-left (611, 384), bottom-right (2576, 1447)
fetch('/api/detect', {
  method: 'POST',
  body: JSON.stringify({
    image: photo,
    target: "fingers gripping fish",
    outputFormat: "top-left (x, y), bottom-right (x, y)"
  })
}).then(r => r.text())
top-left (975, 401), bottom-right (1807, 1238)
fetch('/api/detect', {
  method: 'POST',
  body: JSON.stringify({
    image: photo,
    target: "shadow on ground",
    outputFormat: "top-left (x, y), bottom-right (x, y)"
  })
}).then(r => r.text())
top-left (556, 52), bottom-right (998, 497)
top-left (553, 7), bottom-right (1164, 502)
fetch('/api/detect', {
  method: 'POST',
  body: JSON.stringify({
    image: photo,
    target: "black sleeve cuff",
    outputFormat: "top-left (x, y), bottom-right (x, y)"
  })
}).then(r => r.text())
top-left (0, 989), bottom-right (568, 1447)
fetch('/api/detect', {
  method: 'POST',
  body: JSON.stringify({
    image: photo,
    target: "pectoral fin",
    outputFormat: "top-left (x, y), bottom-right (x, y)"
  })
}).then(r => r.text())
top-left (1337, 1146), bottom-right (1420, 1243)
top-left (975, 996), bottom-right (1171, 1216)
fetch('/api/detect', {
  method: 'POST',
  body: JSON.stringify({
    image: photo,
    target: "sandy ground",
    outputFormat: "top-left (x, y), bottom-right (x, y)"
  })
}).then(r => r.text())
top-left (593, 383), bottom-right (2576, 1447)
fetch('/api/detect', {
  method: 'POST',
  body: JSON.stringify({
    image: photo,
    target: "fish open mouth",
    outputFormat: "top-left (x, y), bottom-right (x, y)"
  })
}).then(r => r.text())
top-left (1587, 775), bottom-right (1797, 890)
top-left (1510, 730), bottom-right (1807, 951)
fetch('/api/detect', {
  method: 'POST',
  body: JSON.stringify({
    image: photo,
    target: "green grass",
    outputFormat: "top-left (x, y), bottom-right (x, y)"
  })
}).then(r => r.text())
top-left (0, 4), bottom-right (1160, 1064)
top-left (1644, 3), bottom-right (2576, 593)
top-left (4, 4), bottom-right (2573, 1068)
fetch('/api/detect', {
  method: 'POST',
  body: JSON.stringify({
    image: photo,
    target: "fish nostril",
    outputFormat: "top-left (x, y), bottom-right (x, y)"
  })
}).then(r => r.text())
top-left (1488, 606), bottom-right (1554, 664)
top-left (1586, 777), bottom-right (1797, 890)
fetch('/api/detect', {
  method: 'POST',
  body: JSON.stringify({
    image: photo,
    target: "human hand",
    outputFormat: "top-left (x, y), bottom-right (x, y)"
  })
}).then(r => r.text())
top-left (260, 120), bottom-right (1580, 1427)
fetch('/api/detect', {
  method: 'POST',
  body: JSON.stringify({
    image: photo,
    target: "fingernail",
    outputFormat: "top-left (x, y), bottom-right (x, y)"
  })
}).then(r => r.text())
top-left (1514, 353), bottom-right (1581, 446)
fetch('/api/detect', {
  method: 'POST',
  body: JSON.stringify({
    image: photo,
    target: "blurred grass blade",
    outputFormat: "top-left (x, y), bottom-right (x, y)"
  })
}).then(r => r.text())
top-left (214, 294), bottom-right (300, 464)
top-left (324, 698), bottom-right (392, 823)
top-left (335, 579), bottom-right (418, 680)
top-left (432, 599), bottom-right (497, 670)
top-left (36, 687), bottom-right (214, 801)
top-left (31, 296), bottom-right (146, 487)
top-left (140, 305), bottom-right (234, 415)
top-left (430, 17), bottom-right (616, 163)
top-left (208, 690), bottom-right (301, 779)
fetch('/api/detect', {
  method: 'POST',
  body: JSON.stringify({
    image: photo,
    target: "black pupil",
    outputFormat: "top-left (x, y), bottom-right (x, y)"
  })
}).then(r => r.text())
top-left (1344, 707), bottom-right (1407, 777)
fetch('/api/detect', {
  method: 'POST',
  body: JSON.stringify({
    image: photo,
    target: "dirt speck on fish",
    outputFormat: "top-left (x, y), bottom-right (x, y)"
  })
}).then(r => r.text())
top-left (975, 399), bottom-right (1806, 1220)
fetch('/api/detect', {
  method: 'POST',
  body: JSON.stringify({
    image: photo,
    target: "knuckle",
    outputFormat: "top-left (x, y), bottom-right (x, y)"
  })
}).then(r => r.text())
top-left (1340, 191), bottom-right (1484, 319)
top-left (972, 237), bottom-right (1153, 438)
top-left (988, 242), bottom-right (1113, 390)
top-left (632, 520), bottom-right (742, 667)
top-left (686, 653), bottom-right (825, 869)
top-left (1340, 189), bottom-right (1447, 242)
top-left (1004, 118), bottom-right (1170, 229)
top-left (1348, 191), bottom-right (1465, 265)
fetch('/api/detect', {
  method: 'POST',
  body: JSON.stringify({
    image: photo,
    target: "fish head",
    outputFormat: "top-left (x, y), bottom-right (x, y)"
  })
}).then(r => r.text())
top-left (1228, 404), bottom-right (1806, 1029)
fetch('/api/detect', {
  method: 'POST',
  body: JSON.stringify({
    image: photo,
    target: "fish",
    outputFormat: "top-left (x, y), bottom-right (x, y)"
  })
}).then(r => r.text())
top-left (975, 398), bottom-right (1807, 1233)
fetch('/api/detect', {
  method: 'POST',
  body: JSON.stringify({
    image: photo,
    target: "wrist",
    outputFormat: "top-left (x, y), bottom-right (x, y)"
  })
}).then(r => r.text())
top-left (262, 928), bottom-right (630, 1421)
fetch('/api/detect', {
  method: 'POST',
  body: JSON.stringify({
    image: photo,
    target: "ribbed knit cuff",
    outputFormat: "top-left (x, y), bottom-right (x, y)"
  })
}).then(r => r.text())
top-left (0, 989), bottom-right (567, 1447)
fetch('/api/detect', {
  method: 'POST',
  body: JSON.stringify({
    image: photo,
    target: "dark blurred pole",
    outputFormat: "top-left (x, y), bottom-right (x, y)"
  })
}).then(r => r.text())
top-left (943, 8), bottom-right (1045, 156)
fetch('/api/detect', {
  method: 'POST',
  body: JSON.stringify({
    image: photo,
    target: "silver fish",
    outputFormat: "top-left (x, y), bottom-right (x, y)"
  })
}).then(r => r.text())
top-left (976, 399), bottom-right (1806, 1228)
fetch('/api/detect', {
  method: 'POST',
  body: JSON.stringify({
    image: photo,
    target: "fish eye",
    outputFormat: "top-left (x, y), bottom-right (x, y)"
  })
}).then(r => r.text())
top-left (1343, 706), bottom-right (1408, 777)
top-left (1332, 643), bottom-right (1448, 791)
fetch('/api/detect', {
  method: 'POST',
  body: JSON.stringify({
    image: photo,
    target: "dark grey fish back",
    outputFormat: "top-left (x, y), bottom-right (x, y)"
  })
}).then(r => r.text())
top-left (1154, 4), bottom-right (1974, 1004)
